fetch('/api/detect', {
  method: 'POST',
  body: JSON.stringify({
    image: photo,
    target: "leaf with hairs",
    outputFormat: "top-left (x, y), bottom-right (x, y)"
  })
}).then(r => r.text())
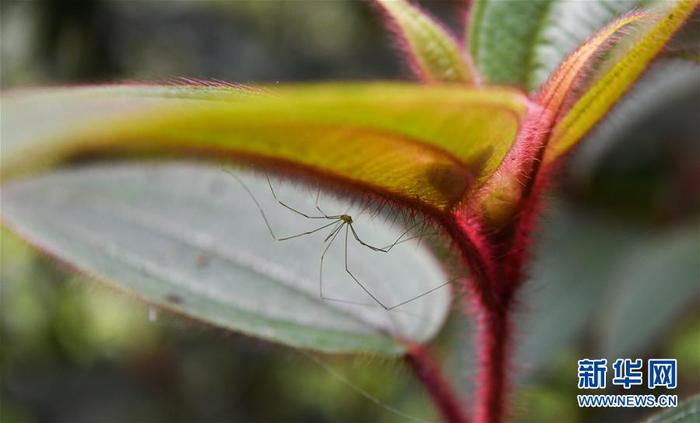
top-left (545, 0), bottom-right (698, 164)
top-left (1, 162), bottom-right (454, 355)
top-left (376, 0), bottom-right (476, 83)
top-left (1, 83), bottom-right (527, 215)
top-left (468, 0), bottom-right (653, 90)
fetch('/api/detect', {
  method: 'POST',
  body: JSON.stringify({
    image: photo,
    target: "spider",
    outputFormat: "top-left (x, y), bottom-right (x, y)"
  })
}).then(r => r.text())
top-left (225, 169), bottom-right (453, 311)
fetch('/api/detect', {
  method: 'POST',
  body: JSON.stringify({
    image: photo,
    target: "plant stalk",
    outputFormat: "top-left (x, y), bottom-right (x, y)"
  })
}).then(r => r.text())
top-left (405, 342), bottom-right (470, 423)
top-left (472, 302), bottom-right (511, 423)
top-left (440, 211), bottom-right (520, 423)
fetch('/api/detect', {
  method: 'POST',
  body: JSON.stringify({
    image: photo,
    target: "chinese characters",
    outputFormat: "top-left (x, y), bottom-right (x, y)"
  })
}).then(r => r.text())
top-left (578, 358), bottom-right (677, 390)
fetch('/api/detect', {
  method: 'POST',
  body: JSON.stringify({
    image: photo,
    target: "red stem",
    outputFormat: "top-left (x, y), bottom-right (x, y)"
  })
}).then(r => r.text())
top-left (404, 186), bottom-right (531, 423)
top-left (472, 301), bottom-right (511, 423)
top-left (405, 342), bottom-right (470, 423)
top-left (441, 210), bottom-right (519, 423)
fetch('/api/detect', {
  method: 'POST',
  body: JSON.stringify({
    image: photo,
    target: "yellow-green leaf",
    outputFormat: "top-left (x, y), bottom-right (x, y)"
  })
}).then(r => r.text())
top-left (1, 83), bottom-right (527, 214)
top-left (544, 0), bottom-right (698, 164)
top-left (537, 11), bottom-right (650, 120)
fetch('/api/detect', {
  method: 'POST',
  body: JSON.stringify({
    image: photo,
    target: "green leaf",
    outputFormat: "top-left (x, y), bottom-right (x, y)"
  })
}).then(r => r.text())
top-left (599, 225), bottom-right (699, 358)
top-left (376, 0), bottom-right (476, 83)
top-left (468, 0), bottom-right (648, 90)
top-left (468, 0), bottom-right (553, 88)
top-left (0, 162), bottom-right (453, 355)
top-left (643, 394), bottom-right (700, 422)
top-left (514, 203), bottom-right (647, 381)
top-left (1, 83), bottom-right (527, 214)
top-left (458, 202), bottom-right (698, 382)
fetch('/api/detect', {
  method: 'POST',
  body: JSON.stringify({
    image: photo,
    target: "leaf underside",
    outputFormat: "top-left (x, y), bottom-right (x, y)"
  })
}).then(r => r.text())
top-left (0, 163), bottom-right (453, 355)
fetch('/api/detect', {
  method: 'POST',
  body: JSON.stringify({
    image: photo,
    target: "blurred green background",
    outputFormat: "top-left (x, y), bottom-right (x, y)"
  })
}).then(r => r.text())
top-left (1, 1), bottom-right (698, 422)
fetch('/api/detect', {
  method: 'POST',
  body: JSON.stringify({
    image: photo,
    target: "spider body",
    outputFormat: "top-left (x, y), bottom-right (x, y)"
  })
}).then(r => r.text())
top-left (226, 169), bottom-right (454, 311)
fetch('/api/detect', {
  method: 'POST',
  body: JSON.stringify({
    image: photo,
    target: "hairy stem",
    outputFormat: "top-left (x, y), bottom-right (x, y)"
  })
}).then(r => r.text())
top-left (441, 211), bottom-right (519, 423)
top-left (405, 342), bottom-right (470, 423)
top-left (472, 301), bottom-right (511, 423)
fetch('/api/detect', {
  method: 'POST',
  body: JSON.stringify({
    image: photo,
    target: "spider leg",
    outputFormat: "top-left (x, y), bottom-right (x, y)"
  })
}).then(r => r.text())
top-left (319, 223), bottom-right (402, 309)
top-left (267, 176), bottom-right (339, 219)
top-left (378, 222), bottom-right (423, 251)
top-left (343, 225), bottom-right (391, 310)
top-left (383, 277), bottom-right (461, 310)
top-left (226, 169), bottom-right (338, 241)
top-left (380, 231), bottom-right (440, 250)
top-left (278, 220), bottom-right (341, 241)
top-left (319, 222), bottom-right (345, 301)
top-left (348, 222), bottom-right (459, 310)
top-left (323, 221), bottom-right (343, 243)
top-left (314, 188), bottom-right (340, 219)
top-left (319, 222), bottom-right (457, 316)
top-left (226, 169), bottom-right (280, 239)
top-left (350, 222), bottom-right (419, 253)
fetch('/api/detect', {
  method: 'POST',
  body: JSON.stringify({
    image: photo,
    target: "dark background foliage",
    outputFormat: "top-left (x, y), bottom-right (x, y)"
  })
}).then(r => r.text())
top-left (1, 1), bottom-right (698, 422)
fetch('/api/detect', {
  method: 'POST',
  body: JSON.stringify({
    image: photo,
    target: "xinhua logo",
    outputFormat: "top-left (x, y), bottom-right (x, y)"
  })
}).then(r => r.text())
top-left (578, 358), bottom-right (677, 390)
top-left (576, 358), bottom-right (678, 409)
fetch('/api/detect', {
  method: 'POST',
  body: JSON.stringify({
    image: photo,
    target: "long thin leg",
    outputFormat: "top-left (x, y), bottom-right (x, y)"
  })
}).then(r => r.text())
top-left (226, 169), bottom-right (339, 241)
top-left (267, 177), bottom-right (341, 219)
top-left (383, 277), bottom-right (460, 310)
top-left (319, 223), bottom-right (345, 301)
top-left (347, 224), bottom-right (460, 310)
top-left (344, 258), bottom-right (459, 310)
top-left (344, 225), bottom-right (391, 310)
top-left (314, 188), bottom-right (333, 218)
top-left (322, 221), bottom-right (343, 243)
top-left (318, 223), bottom-right (388, 308)
top-left (350, 222), bottom-right (418, 253)
top-left (380, 231), bottom-right (440, 250)
top-left (321, 223), bottom-right (458, 313)
top-left (278, 220), bottom-right (341, 241)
